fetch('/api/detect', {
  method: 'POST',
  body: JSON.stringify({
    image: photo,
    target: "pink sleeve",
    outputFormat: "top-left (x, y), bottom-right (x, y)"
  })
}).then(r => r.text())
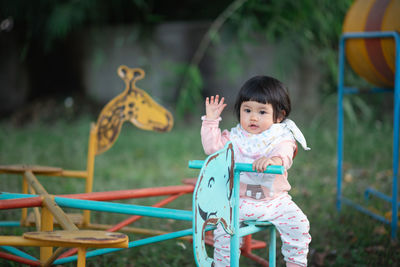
top-left (200, 116), bottom-right (230, 155)
top-left (268, 140), bottom-right (296, 170)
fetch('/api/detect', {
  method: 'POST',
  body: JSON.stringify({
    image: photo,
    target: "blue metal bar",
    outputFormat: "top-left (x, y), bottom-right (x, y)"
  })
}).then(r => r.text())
top-left (238, 224), bottom-right (267, 237)
top-left (336, 34), bottom-right (345, 212)
top-left (54, 197), bottom-right (192, 221)
top-left (1, 245), bottom-right (38, 261)
top-left (235, 163), bottom-right (284, 174)
top-left (343, 86), bottom-right (393, 94)
top-left (364, 187), bottom-right (393, 204)
top-left (0, 221), bottom-right (20, 227)
top-left (0, 192), bottom-right (38, 200)
top-left (269, 226), bottom-right (276, 267)
top-left (189, 160), bottom-right (284, 175)
top-left (0, 192), bottom-right (193, 221)
top-left (342, 31), bottom-right (398, 39)
top-left (239, 221), bottom-right (273, 237)
top-left (188, 160), bottom-right (206, 169)
top-left (230, 170), bottom-right (241, 267)
top-left (391, 31), bottom-right (400, 239)
top-left (341, 197), bottom-right (390, 225)
top-left (54, 228), bottom-right (194, 265)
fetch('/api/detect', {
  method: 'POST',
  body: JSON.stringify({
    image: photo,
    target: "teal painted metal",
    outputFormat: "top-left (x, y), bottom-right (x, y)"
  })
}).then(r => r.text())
top-left (240, 221), bottom-right (273, 236)
top-left (189, 160), bottom-right (284, 175)
top-left (1, 246), bottom-right (38, 261)
top-left (54, 197), bottom-right (192, 221)
top-left (235, 163), bottom-right (284, 174)
top-left (269, 224), bottom-right (276, 266)
top-left (191, 141), bottom-right (281, 267)
top-left (192, 142), bottom-right (235, 267)
top-left (241, 221), bottom-right (276, 266)
top-left (0, 192), bottom-right (38, 200)
top-left (0, 193), bottom-right (192, 220)
top-left (231, 170), bottom-right (241, 267)
top-left (0, 221), bottom-right (20, 227)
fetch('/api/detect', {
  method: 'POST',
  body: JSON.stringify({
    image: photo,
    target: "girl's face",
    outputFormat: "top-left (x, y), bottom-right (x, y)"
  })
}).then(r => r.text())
top-left (240, 101), bottom-right (281, 134)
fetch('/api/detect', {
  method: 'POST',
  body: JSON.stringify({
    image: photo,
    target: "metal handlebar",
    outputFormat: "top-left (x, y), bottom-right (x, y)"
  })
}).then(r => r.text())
top-left (188, 160), bottom-right (284, 174)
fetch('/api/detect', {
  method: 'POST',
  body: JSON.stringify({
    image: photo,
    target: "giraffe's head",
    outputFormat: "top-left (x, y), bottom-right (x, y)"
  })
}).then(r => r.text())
top-left (95, 66), bottom-right (174, 155)
top-left (117, 65), bottom-right (174, 132)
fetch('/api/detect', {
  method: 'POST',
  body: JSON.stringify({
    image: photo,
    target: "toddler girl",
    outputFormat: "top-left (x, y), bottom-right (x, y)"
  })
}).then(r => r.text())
top-left (201, 75), bottom-right (311, 267)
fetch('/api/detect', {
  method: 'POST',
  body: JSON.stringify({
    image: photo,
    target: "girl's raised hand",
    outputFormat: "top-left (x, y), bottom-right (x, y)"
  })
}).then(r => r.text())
top-left (205, 95), bottom-right (227, 120)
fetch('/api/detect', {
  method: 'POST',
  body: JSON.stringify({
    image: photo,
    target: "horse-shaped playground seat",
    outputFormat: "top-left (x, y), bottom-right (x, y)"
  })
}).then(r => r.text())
top-left (190, 142), bottom-right (284, 267)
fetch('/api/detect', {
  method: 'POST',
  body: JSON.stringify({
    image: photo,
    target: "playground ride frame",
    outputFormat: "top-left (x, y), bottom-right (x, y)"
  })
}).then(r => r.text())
top-left (1, 66), bottom-right (280, 266)
top-left (337, 31), bottom-right (400, 240)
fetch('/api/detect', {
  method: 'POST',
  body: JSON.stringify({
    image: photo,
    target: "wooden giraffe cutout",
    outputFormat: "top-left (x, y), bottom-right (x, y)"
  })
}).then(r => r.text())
top-left (95, 65), bottom-right (174, 155)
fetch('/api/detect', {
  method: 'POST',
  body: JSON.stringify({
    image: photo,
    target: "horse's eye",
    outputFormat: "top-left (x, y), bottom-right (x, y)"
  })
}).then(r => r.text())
top-left (208, 177), bottom-right (215, 188)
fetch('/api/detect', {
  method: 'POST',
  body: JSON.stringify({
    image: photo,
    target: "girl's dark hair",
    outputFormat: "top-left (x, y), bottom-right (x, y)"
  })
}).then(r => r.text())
top-left (234, 75), bottom-right (291, 122)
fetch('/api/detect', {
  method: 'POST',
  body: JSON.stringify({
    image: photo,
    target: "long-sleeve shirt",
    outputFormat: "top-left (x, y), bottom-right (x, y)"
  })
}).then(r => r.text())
top-left (201, 117), bottom-right (297, 201)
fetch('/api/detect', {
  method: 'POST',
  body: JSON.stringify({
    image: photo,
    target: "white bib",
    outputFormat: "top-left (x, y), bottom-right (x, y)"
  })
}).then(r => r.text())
top-left (229, 119), bottom-right (310, 196)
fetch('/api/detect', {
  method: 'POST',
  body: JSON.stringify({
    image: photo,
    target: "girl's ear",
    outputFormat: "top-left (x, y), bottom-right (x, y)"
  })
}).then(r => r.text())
top-left (277, 110), bottom-right (286, 123)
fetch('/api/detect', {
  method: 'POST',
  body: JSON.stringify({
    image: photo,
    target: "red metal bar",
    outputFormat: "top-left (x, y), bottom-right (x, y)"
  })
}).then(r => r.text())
top-left (242, 235), bottom-right (252, 255)
top-left (0, 185), bottom-right (194, 210)
top-left (241, 251), bottom-right (269, 267)
top-left (0, 197), bottom-right (42, 210)
top-left (249, 239), bottom-right (267, 250)
top-left (0, 251), bottom-right (41, 266)
top-left (60, 185), bottom-right (194, 201)
top-left (59, 193), bottom-right (185, 259)
top-left (241, 235), bottom-right (268, 266)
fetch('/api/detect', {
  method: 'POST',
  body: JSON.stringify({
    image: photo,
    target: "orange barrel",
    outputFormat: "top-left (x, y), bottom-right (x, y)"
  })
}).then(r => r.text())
top-left (343, 0), bottom-right (400, 87)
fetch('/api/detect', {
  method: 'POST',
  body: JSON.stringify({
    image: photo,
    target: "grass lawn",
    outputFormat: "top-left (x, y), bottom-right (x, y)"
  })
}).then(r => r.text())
top-left (1, 97), bottom-right (400, 266)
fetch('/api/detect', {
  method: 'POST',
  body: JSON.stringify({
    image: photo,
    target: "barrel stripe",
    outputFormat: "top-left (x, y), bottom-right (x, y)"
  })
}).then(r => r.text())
top-left (365, 0), bottom-right (394, 85)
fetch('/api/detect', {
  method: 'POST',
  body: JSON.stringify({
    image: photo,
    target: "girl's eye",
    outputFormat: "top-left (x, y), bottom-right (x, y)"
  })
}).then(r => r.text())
top-left (244, 109), bottom-right (251, 113)
top-left (260, 110), bottom-right (267, 115)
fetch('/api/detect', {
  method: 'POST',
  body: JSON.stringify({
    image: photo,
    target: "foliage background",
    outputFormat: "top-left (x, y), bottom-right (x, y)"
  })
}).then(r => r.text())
top-left (0, 0), bottom-right (354, 117)
top-left (1, 0), bottom-right (400, 266)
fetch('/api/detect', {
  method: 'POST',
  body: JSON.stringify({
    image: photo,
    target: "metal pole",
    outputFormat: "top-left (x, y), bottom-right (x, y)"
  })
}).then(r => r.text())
top-left (337, 35), bottom-right (346, 212)
top-left (230, 170), bottom-right (241, 267)
top-left (391, 32), bottom-right (400, 239)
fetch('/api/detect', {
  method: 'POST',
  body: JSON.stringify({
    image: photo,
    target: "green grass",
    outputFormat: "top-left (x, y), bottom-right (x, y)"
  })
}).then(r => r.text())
top-left (1, 98), bottom-right (400, 266)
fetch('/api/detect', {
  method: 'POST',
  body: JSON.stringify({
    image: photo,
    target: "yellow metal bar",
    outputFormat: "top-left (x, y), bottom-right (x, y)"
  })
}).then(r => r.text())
top-left (83, 123), bottom-right (97, 226)
top-left (24, 171), bottom-right (78, 231)
top-left (59, 170), bottom-right (88, 178)
top-left (42, 196), bottom-right (78, 231)
top-left (43, 247), bottom-right (66, 267)
top-left (1, 168), bottom-right (87, 178)
top-left (0, 236), bottom-right (128, 248)
top-left (21, 174), bottom-right (28, 224)
top-left (24, 171), bottom-right (48, 195)
top-left (40, 206), bottom-right (53, 262)
top-left (28, 186), bottom-right (41, 231)
top-left (77, 247), bottom-right (87, 267)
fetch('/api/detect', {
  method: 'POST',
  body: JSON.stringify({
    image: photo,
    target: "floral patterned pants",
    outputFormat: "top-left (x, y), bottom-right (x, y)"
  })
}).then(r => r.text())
top-left (213, 194), bottom-right (311, 267)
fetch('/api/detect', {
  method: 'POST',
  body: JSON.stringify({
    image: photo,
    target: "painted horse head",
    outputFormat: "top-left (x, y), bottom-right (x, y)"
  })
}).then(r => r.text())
top-left (193, 142), bottom-right (235, 267)
top-left (95, 65), bottom-right (174, 155)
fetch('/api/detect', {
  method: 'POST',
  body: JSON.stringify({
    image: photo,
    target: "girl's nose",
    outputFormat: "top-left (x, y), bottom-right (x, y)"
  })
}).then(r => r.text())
top-left (250, 113), bottom-right (258, 121)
